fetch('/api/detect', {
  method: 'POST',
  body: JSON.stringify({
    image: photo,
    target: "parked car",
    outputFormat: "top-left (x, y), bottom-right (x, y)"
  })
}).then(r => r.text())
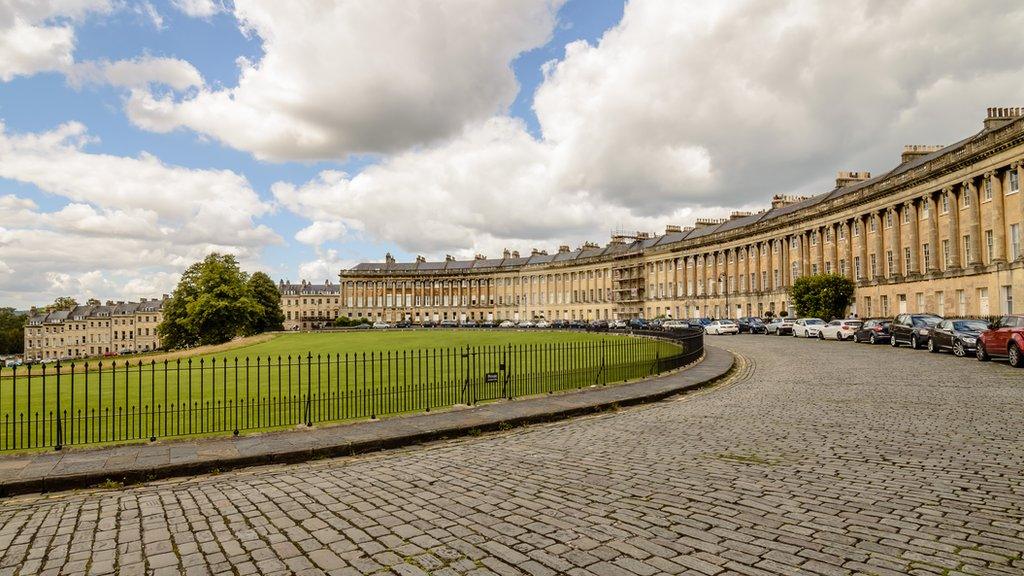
top-left (568, 320), bottom-right (588, 329)
top-left (498, 320), bottom-right (516, 328)
top-left (551, 319), bottom-right (568, 329)
top-left (791, 318), bottom-right (825, 338)
top-left (766, 317), bottom-right (794, 335)
top-left (818, 319), bottom-right (862, 341)
top-left (927, 318), bottom-right (988, 357)
top-left (661, 319), bottom-right (691, 330)
top-left (609, 319), bottom-right (627, 329)
top-left (628, 318), bottom-right (648, 330)
top-left (518, 320), bottom-right (535, 328)
top-left (890, 314), bottom-right (942, 349)
top-left (737, 317), bottom-right (767, 334)
top-left (587, 320), bottom-right (610, 332)
top-left (535, 320), bottom-right (552, 329)
top-left (976, 314), bottom-right (1024, 367)
top-left (460, 320), bottom-right (478, 328)
top-left (705, 319), bottom-right (739, 335)
top-left (479, 320), bottom-right (495, 328)
top-left (439, 319), bottom-right (459, 328)
top-left (419, 320), bottom-right (436, 328)
top-left (687, 318), bottom-right (712, 330)
top-left (852, 319), bottom-right (891, 344)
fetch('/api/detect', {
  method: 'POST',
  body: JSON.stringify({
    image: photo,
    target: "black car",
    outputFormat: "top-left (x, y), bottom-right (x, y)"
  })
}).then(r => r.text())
top-left (890, 314), bottom-right (942, 349)
top-left (394, 321), bottom-right (411, 328)
top-left (852, 319), bottom-right (891, 344)
top-left (479, 320), bottom-right (495, 328)
top-left (628, 318), bottom-right (648, 330)
top-left (550, 319), bottom-right (568, 329)
top-left (587, 320), bottom-right (610, 332)
top-left (568, 320), bottom-right (588, 329)
top-left (737, 317), bottom-right (767, 334)
top-left (928, 318), bottom-right (988, 357)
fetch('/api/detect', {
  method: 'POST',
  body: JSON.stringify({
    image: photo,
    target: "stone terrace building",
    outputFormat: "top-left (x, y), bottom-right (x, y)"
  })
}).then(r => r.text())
top-left (23, 296), bottom-right (168, 361)
top-left (337, 108), bottom-right (1024, 323)
top-left (279, 280), bottom-right (342, 331)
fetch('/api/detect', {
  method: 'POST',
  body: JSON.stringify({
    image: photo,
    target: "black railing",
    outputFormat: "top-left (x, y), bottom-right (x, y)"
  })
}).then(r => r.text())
top-left (0, 330), bottom-right (703, 452)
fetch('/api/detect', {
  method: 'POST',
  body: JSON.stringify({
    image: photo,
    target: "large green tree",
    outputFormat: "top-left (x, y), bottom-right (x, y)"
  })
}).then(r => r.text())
top-left (0, 308), bottom-right (26, 355)
top-left (246, 271), bottom-right (285, 334)
top-left (158, 254), bottom-right (262, 349)
top-left (45, 296), bottom-right (78, 312)
top-left (789, 273), bottom-right (856, 320)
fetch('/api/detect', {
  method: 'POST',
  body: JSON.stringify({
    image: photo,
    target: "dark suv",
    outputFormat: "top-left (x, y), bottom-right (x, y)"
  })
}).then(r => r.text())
top-left (890, 314), bottom-right (942, 349)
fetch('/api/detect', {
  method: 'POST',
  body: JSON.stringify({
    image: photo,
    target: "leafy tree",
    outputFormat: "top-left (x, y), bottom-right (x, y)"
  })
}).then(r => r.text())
top-left (0, 308), bottom-right (26, 355)
top-left (158, 254), bottom-right (262, 349)
top-left (789, 273), bottom-right (855, 320)
top-left (86, 298), bottom-right (101, 306)
top-left (45, 297), bottom-right (78, 312)
top-left (246, 271), bottom-right (285, 334)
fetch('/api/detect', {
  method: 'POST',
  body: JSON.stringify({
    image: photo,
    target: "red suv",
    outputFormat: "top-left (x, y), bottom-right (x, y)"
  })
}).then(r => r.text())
top-left (976, 314), bottom-right (1024, 367)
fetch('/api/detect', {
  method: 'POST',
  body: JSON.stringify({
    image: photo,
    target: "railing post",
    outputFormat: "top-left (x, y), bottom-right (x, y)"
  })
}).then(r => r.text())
top-left (305, 352), bottom-right (313, 426)
top-left (54, 361), bottom-right (63, 451)
top-left (150, 360), bottom-right (156, 441)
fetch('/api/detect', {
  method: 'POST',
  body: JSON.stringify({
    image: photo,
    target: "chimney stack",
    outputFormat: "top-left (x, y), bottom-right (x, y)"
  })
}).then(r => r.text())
top-left (415, 255), bottom-right (426, 263)
top-left (984, 107), bottom-right (1023, 130)
top-left (511, 250), bottom-right (520, 259)
top-left (445, 254), bottom-right (456, 262)
top-left (665, 224), bottom-right (682, 234)
top-left (502, 248), bottom-right (511, 259)
top-left (901, 145), bottom-right (943, 164)
top-left (384, 252), bottom-right (395, 264)
top-left (474, 253), bottom-right (486, 260)
top-left (693, 218), bottom-right (727, 229)
top-left (835, 171), bottom-right (871, 188)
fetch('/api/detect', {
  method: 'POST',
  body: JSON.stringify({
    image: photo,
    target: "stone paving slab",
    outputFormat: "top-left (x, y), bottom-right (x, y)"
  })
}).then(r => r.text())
top-left (0, 347), bottom-right (732, 496)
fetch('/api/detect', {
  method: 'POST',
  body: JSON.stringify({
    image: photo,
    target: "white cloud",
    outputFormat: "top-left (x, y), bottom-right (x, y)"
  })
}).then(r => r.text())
top-left (294, 220), bottom-right (351, 246)
top-left (171, 0), bottom-right (222, 19)
top-left (297, 249), bottom-right (356, 284)
top-left (68, 56), bottom-right (203, 90)
top-left (135, 0), bottom-right (163, 30)
top-left (0, 122), bottom-right (280, 307)
top-left (271, 0), bottom-right (1024, 265)
top-left (124, 0), bottom-right (564, 160)
top-left (0, 0), bottom-right (112, 81)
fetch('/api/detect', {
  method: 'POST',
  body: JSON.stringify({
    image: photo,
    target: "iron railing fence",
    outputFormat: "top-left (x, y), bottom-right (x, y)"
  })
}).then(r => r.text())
top-left (0, 330), bottom-right (702, 452)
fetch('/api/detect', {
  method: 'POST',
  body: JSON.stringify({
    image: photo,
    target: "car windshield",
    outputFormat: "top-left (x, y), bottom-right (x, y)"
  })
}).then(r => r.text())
top-left (913, 316), bottom-right (941, 327)
top-left (953, 320), bottom-right (988, 332)
top-left (806, 319), bottom-right (824, 325)
top-left (843, 321), bottom-right (862, 327)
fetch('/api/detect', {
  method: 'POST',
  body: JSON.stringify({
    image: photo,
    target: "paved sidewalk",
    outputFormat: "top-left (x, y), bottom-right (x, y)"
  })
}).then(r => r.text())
top-left (0, 347), bottom-right (732, 496)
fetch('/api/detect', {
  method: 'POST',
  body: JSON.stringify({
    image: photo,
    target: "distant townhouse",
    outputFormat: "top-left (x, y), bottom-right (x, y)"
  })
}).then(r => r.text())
top-left (23, 296), bottom-right (168, 361)
top-left (278, 280), bottom-right (342, 331)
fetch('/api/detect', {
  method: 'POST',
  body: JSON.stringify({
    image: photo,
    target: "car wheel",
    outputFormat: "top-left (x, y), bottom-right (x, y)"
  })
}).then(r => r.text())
top-left (911, 335), bottom-right (920, 349)
top-left (869, 334), bottom-right (876, 345)
top-left (952, 340), bottom-right (966, 357)
top-left (1010, 343), bottom-right (1023, 368)
top-left (817, 331), bottom-right (823, 340)
top-left (836, 332), bottom-right (843, 341)
top-left (927, 338), bottom-right (938, 353)
top-left (976, 341), bottom-right (990, 362)
top-left (890, 335), bottom-right (898, 347)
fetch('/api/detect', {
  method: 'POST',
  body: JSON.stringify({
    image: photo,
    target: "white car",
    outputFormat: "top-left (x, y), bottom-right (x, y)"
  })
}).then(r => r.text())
top-left (792, 318), bottom-right (826, 337)
top-left (535, 320), bottom-right (551, 328)
top-left (818, 319), bottom-right (863, 340)
top-left (610, 319), bottom-right (627, 329)
top-left (498, 320), bottom-right (516, 328)
top-left (372, 321), bottom-right (392, 329)
top-left (661, 320), bottom-right (691, 330)
top-left (517, 321), bottom-right (535, 328)
top-left (705, 320), bottom-right (739, 335)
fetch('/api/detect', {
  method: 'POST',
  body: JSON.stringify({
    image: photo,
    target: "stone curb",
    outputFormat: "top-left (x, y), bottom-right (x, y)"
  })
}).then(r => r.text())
top-left (0, 346), bottom-right (734, 497)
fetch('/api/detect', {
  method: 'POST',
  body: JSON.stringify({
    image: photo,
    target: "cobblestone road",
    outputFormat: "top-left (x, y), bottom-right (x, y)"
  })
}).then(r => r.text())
top-left (2, 336), bottom-right (1023, 576)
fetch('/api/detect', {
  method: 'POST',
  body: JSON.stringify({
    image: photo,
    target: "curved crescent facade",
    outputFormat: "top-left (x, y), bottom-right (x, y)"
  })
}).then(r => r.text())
top-left (280, 108), bottom-right (1024, 329)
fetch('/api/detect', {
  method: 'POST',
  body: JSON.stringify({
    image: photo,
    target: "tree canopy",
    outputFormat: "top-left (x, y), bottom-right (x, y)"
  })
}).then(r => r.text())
top-left (158, 253), bottom-right (284, 349)
top-left (45, 297), bottom-right (78, 312)
top-left (0, 308), bottom-right (26, 355)
top-left (788, 273), bottom-right (856, 320)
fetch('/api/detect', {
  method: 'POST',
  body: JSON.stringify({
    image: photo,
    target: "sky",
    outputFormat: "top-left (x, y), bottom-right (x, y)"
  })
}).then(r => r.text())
top-left (2, 0), bottom-right (1024, 310)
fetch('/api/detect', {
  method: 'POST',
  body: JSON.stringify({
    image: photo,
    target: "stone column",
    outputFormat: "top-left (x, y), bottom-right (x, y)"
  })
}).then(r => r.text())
top-left (987, 169), bottom-right (1006, 263)
top-left (926, 193), bottom-right (940, 272)
top-left (906, 200), bottom-right (919, 275)
top-left (752, 244), bottom-right (761, 293)
top-left (872, 211), bottom-right (884, 279)
top-left (699, 254), bottom-right (707, 297)
top-left (845, 219), bottom-right (855, 280)
top-left (889, 207), bottom-right (902, 278)
top-left (859, 215), bottom-right (870, 281)
top-left (965, 177), bottom-right (982, 266)
top-left (830, 223), bottom-right (839, 274)
top-left (946, 186), bottom-right (961, 269)
top-left (1018, 161), bottom-right (1024, 259)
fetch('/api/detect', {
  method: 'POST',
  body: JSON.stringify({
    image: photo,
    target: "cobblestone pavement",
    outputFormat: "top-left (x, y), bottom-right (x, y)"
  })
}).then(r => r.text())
top-left (2, 336), bottom-right (1023, 576)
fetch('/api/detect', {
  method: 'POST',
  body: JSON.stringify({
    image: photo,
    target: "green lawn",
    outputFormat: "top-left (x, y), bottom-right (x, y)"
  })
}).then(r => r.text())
top-left (0, 330), bottom-right (684, 451)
